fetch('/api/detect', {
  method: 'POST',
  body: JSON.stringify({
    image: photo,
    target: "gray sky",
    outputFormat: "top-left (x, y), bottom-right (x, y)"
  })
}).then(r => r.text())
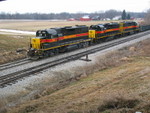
top-left (0, 0), bottom-right (149, 13)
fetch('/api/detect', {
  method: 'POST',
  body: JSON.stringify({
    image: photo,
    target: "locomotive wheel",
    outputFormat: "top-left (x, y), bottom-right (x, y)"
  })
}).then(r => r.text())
top-left (43, 51), bottom-right (53, 57)
top-left (54, 49), bottom-right (59, 55)
top-left (96, 39), bottom-right (103, 43)
top-left (82, 42), bottom-right (89, 48)
top-left (44, 49), bottom-right (59, 57)
top-left (78, 43), bottom-right (83, 48)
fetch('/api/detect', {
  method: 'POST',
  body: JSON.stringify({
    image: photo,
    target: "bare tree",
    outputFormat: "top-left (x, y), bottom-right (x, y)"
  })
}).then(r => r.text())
top-left (105, 9), bottom-right (120, 19)
top-left (144, 9), bottom-right (150, 24)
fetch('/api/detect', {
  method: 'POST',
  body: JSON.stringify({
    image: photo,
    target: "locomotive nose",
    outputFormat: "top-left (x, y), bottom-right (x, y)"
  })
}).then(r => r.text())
top-left (31, 38), bottom-right (41, 49)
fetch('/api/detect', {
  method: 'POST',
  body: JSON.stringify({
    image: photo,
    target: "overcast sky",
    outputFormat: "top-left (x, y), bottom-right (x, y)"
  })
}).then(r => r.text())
top-left (0, 0), bottom-right (149, 13)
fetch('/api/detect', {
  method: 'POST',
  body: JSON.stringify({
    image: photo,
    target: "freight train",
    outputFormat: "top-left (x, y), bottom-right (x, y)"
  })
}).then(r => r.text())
top-left (27, 21), bottom-right (149, 60)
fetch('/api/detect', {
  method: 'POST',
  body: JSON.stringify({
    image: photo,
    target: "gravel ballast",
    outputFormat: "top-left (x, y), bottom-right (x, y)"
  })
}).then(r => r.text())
top-left (0, 33), bottom-right (150, 99)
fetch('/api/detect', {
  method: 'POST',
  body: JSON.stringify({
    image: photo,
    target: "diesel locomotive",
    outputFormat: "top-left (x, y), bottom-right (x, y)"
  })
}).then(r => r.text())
top-left (27, 21), bottom-right (141, 59)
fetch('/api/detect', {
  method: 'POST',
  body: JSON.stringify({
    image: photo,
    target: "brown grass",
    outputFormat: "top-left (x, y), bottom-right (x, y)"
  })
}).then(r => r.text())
top-left (0, 20), bottom-right (118, 31)
top-left (5, 38), bottom-right (150, 113)
top-left (10, 57), bottom-right (150, 113)
top-left (0, 34), bottom-right (30, 52)
top-left (0, 34), bottom-right (32, 64)
top-left (97, 97), bottom-right (140, 112)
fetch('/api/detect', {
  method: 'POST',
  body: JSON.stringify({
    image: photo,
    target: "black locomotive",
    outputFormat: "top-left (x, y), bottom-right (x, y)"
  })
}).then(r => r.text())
top-left (27, 21), bottom-right (149, 60)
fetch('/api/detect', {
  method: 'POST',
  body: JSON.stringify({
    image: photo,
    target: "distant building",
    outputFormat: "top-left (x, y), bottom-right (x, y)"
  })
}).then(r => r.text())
top-left (67, 18), bottom-right (76, 21)
top-left (113, 16), bottom-right (121, 20)
top-left (91, 16), bottom-right (100, 20)
top-left (80, 15), bottom-right (91, 21)
top-left (103, 18), bottom-right (111, 21)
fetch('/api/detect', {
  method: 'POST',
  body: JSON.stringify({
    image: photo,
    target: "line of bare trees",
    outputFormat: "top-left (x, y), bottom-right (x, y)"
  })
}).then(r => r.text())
top-left (0, 9), bottom-right (146, 20)
top-left (144, 9), bottom-right (150, 24)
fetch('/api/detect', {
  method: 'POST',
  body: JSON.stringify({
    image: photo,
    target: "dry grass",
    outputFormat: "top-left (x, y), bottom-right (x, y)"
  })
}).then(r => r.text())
top-left (0, 34), bottom-right (30, 51)
top-left (9, 58), bottom-right (150, 113)
top-left (0, 20), bottom-right (118, 31)
top-left (0, 34), bottom-right (31, 64)
top-left (4, 38), bottom-right (150, 113)
top-left (97, 96), bottom-right (140, 112)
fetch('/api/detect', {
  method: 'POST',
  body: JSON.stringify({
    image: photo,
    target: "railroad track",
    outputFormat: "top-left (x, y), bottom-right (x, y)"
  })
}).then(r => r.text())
top-left (0, 30), bottom-right (150, 88)
top-left (0, 58), bottom-right (31, 71)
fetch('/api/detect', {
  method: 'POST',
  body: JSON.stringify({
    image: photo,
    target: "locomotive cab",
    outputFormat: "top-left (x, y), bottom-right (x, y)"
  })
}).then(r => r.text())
top-left (28, 30), bottom-right (51, 59)
top-left (89, 24), bottom-right (105, 39)
top-left (30, 29), bottom-right (58, 49)
top-left (30, 31), bottom-right (47, 50)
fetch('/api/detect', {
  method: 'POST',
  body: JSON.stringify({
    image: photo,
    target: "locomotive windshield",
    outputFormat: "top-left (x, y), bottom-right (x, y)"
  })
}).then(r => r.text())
top-left (90, 24), bottom-right (104, 31)
top-left (36, 30), bottom-right (48, 38)
top-left (36, 29), bottom-right (57, 39)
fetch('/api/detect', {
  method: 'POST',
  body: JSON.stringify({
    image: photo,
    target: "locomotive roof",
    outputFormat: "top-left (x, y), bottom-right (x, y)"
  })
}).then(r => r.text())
top-left (36, 29), bottom-right (58, 35)
top-left (97, 24), bottom-right (105, 27)
top-left (122, 21), bottom-right (137, 24)
top-left (104, 22), bottom-right (119, 25)
top-left (37, 25), bottom-right (88, 35)
top-left (90, 24), bottom-right (104, 29)
top-left (45, 29), bottom-right (57, 35)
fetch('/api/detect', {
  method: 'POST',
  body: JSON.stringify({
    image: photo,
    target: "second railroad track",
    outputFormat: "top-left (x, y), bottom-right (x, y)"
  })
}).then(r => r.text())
top-left (0, 30), bottom-right (150, 88)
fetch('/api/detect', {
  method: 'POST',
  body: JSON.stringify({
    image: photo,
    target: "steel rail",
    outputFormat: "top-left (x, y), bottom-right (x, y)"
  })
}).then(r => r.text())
top-left (0, 30), bottom-right (150, 87)
top-left (0, 58), bottom-right (31, 71)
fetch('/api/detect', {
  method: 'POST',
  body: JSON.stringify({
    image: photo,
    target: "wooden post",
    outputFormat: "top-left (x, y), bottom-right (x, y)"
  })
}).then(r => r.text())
top-left (80, 54), bottom-right (91, 62)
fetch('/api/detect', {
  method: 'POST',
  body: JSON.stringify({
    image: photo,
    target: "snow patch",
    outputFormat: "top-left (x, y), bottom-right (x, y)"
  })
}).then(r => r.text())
top-left (0, 29), bottom-right (35, 35)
